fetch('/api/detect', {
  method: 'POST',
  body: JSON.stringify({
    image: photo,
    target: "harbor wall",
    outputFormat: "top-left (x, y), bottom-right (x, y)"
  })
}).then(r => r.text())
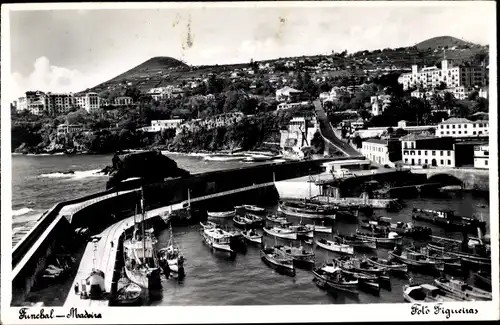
top-left (411, 168), bottom-right (490, 192)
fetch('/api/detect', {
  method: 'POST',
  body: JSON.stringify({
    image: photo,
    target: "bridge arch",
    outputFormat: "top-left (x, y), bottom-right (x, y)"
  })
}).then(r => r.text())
top-left (428, 173), bottom-right (463, 186)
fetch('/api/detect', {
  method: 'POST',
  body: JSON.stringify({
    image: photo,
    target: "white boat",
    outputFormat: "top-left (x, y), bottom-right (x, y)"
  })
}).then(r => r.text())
top-left (235, 204), bottom-right (266, 213)
top-left (277, 205), bottom-right (326, 219)
top-left (241, 229), bottom-right (263, 245)
top-left (202, 227), bottom-right (235, 256)
top-left (260, 247), bottom-right (296, 276)
top-left (434, 278), bottom-right (492, 301)
top-left (315, 238), bottom-right (354, 255)
top-left (304, 223), bottom-right (332, 234)
top-left (403, 284), bottom-right (459, 303)
top-left (266, 215), bottom-right (290, 225)
top-left (207, 210), bottom-right (236, 219)
top-left (200, 221), bottom-right (217, 230)
top-left (263, 226), bottom-right (297, 240)
top-left (158, 227), bottom-right (185, 278)
top-left (288, 224), bottom-right (314, 238)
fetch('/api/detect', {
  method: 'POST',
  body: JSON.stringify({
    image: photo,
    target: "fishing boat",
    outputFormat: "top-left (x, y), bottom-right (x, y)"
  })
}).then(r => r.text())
top-left (201, 227), bottom-right (235, 257)
top-left (361, 218), bottom-right (432, 239)
top-left (403, 284), bottom-right (460, 303)
top-left (427, 234), bottom-right (491, 267)
top-left (334, 234), bottom-right (376, 251)
top-left (274, 244), bottom-right (315, 267)
top-left (434, 278), bottom-right (492, 301)
top-left (123, 190), bottom-right (162, 291)
top-left (243, 213), bottom-right (265, 227)
top-left (241, 229), bottom-right (263, 245)
top-left (278, 203), bottom-right (327, 219)
top-left (235, 204), bottom-right (266, 214)
top-left (260, 247), bottom-right (296, 276)
top-left (354, 230), bottom-right (402, 248)
top-left (266, 215), bottom-right (290, 225)
top-left (408, 246), bottom-right (460, 263)
top-left (304, 222), bottom-right (333, 234)
top-left (364, 256), bottom-right (408, 275)
top-left (207, 210), bottom-right (236, 219)
top-left (158, 227), bottom-right (185, 279)
top-left (389, 248), bottom-right (444, 273)
top-left (114, 278), bottom-right (142, 306)
top-left (233, 215), bottom-right (250, 228)
top-left (200, 221), bottom-right (217, 230)
top-left (333, 256), bottom-right (388, 276)
top-left (288, 224), bottom-right (314, 238)
top-left (411, 208), bottom-right (487, 234)
top-left (312, 265), bottom-right (359, 294)
top-left (315, 238), bottom-right (354, 255)
top-left (263, 226), bottom-right (297, 240)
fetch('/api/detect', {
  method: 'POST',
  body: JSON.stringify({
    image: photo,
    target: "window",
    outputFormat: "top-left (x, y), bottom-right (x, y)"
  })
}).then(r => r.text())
top-left (458, 125), bottom-right (461, 128)
top-left (432, 151), bottom-right (435, 156)
top-left (404, 159), bottom-right (408, 163)
top-left (464, 131), bottom-right (467, 134)
top-left (425, 159), bottom-right (428, 164)
top-left (418, 159), bottom-right (421, 164)
top-left (418, 151), bottom-right (421, 155)
top-left (452, 131), bottom-right (456, 134)
top-left (446, 125), bottom-right (450, 129)
top-left (404, 151), bottom-right (409, 155)
top-left (452, 125), bottom-right (455, 129)
top-left (440, 125), bottom-right (444, 129)
top-left (458, 131), bottom-right (461, 134)
top-left (447, 131), bottom-right (450, 135)
top-left (473, 131), bottom-right (476, 135)
top-left (447, 151), bottom-right (451, 156)
top-left (404, 143), bottom-right (408, 149)
top-left (463, 124), bottom-right (467, 128)
top-left (440, 160), bottom-right (444, 165)
top-left (485, 160), bottom-right (488, 166)
top-left (440, 151), bottom-right (443, 156)
top-left (448, 160), bottom-right (451, 165)
top-left (425, 151), bottom-right (428, 155)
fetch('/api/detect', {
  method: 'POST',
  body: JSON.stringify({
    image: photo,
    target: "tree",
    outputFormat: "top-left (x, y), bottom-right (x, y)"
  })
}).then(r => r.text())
top-left (387, 127), bottom-right (394, 135)
top-left (353, 135), bottom-right (362, 149)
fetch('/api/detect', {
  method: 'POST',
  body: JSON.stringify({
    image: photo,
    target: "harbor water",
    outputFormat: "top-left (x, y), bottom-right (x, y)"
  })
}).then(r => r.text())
top-left (11, 154), bottom-right (490, 305)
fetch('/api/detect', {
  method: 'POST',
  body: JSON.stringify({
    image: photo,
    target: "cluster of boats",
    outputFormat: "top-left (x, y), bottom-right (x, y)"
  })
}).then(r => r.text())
top-left (411, 208), bottom-right (487, 234)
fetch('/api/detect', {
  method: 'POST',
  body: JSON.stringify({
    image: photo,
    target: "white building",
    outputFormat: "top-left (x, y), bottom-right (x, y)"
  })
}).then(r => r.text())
top-left (370, 95), bottom-right (391, 116)
top-left (361, 139), bottom-right (390, 165)
top-left (57, 124), bottom-right (84, 135)
top-left (401, 134), bottom-right (456, 167)
top-left (478, 87), bottom-right (488, 99)
top-left (276, 86), bottom-right (303, 102)
top-left (17, 91), bottom-right (47, 115)
top-left (114, 96), bottom-right (133, 106)
top-left (473, 144), bottom-right (489, 169)
top-left (280, 117), bottom-right (318, 154)
top-left (142, 119), bottom-right (185, 133)
top-left (84, 92), bottom-right (101, 113)
top-left (398, 59), bottom-right (486, 91)
top-left (46, 93), bottom-right (74, 115)
top-left (277, 102), bottom-right (310, 111)
top-left (436, 118), bottom-right (489, 138)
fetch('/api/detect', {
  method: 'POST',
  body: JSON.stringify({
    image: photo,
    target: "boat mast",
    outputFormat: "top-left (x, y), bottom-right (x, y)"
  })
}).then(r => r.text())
top-left (141, 187), bottom-right (146, 263)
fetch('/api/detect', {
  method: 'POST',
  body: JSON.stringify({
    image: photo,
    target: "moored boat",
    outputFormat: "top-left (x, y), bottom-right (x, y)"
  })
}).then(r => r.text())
top-left (315, 238), bottom-right (354, 255)
top-left (354, 230), bottom-right (402, 248)
top-left (278, 204), bottom-right (327, 219)
top-left (274, 244), bottom-right (315, 267)
top-left (207, 210), bottom-right (236, 219)
top-left (114, 278), bottom-right (142, 306)
top-left (304, 223), bottom-right (332, 234)
top-left (434, 278), bottom-right (492, 301)
top-left (200, 221), bottom-right (217, 230)
top-left (403, 283), bottom-right (460, 303)
top-left (201, 227), bottom-right (236, 257)
top-left (364, 256), bottom-right (408, 275)
top-left (266, 215), bottom-right (290, 225)
top-left (389, 248), bottom-right (444, 273)
top-left (263, 226), bottom-right (297, 240)
top-left (157, 227), bottom-right (185, 279)
top-left (288, 224), bottom-right (314, 238)
top-left (235, 204), bottom-right (266, 214)
top-left (312, 265), bottom-right (358, 294)
top-left (412, 208), bottom-right (487, 234)
top-left (260, 247), bottom-right (296, 276)
top-left (334, 234), bottom-right (376, 251)
top-left (243, 213), bottom-right (265, 227)
top-left (233, 215), bottom-right (250, 229)
top-left (241, 229), bottom-right (263, 245)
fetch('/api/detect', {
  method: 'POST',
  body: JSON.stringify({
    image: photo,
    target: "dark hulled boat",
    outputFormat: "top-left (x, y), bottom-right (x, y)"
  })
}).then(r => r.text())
top-left (260, 247), bottom-right (296, 276)
top-left (412, 208), bottom-right (487, 234)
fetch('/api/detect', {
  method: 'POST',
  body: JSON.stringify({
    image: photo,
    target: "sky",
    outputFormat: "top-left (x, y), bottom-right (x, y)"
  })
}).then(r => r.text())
top-left (5, 2), bottom-right (496, 101)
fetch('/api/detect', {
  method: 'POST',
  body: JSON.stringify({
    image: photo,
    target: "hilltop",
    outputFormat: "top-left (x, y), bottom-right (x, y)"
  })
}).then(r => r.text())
top-left (414, 36), bottom-right (476, 50)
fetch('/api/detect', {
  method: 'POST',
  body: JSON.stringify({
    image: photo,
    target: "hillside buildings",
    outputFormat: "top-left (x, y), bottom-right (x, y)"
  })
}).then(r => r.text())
top-left (361, 139), bottom-right (391, 165)
top-left (401, 135), bottom-right (456, 167)
top-left (141, 119), bottom-right (185, 133)
top-left (114, 96), bottom-right (133, 106)
top-left (15, 91), bottom-right (109, 115)
top-left (398, 59), bottom-right (486, 91)
top-left (276, 86), bottom-right (303, 102)
top-left (370, 95), bottom-right (392, 116)
top-left (280, 116), bottom-right (319, 156)
top-left (435, 118), bottom-right (489, 138)
top-left (473, 144), bottom-right (489, 169)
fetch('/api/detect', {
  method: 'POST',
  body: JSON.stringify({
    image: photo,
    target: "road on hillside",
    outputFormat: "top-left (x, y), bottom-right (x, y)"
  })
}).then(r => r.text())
top-left (313, 100), bottom-right (360, 157)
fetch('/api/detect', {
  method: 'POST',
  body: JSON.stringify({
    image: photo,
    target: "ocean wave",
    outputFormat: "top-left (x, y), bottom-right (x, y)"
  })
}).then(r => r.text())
top-left (39, 169), bottom-right (106, 179)
top-left (12, 207), bottom-right (34, 216)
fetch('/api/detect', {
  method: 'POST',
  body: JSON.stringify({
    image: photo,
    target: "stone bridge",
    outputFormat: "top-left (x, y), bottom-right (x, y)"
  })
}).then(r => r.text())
top-left (410, 167), bottom-right (489, 191)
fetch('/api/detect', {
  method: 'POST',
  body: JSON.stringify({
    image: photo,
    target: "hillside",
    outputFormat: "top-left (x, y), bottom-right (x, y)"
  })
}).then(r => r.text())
top-left (414, 36), bottom-right (476, 50)
top-left (87, 56), bottom-right (189, 94)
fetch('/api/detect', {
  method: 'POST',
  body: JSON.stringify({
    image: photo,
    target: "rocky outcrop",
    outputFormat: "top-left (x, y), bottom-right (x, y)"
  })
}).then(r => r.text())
top-left (102, 150), bottom-right (190, 190)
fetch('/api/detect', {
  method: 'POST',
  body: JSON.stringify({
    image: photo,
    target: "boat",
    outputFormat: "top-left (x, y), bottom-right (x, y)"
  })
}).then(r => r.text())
top-left (158, 227), bottom-right (185, 279)
top-left (408, 246), bottom-right (460, 263)
top-left (266, 215), bottom-right (290, 225)
top-left (412, 208), bottom-right (487, 234)
top-left (123, 191), bottom-right (162, 291)
top-left (389, 248), bottom-right (444, 273)
top-left (288, 224), bottom-right (314, 238)
top-left (403, 284), bottom-right (460, 303)
top-left (114, 278), bottom-right (142, 306)
top-left (243, 213), bottom-right (265, 227)
top-left (263, 226), bottom-right (297, 240)
top-left (241, 229), bottom-right (263, 245)
top-left (260, 247), bottom-right (296, 276)
top-left (334, 234), bottom-right (376, 251)
top-left (360, 218), bottom-right (432, 239)
top-left (364, 256), bottom-right (408, 274)
top-left (200, 221), bottom-right (217, 230)
top-left (312, 265), bottom-right (359, 294)
top-left (304, 222), bottom-right (332, 234)
top-left (354, 230), bottom-right (402, 248)
top-left (427, 235), bottom-right (491, 267)
top-left (274, 244), bottom-right (315, 267)
top-left (315, 238), bottom-right (354, 255)
top-left (233, 215), bottom-right (250, 228)
top-left (277, 203), bottom-right (328, 219)
top-left (434, 278), bottom-right (492, 301)
top-left (207, 210), bottom-right (236, 219)
top-left (201, 227), bottom-right (235, 257)
top-left (333, 256), bottom-right (388, 276)
top-left (235, 204), bottom-right (266, 214)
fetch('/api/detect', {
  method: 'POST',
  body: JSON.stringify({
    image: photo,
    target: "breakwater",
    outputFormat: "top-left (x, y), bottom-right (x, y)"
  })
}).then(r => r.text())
top-left (11, 158), bottom-right (336, 305)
